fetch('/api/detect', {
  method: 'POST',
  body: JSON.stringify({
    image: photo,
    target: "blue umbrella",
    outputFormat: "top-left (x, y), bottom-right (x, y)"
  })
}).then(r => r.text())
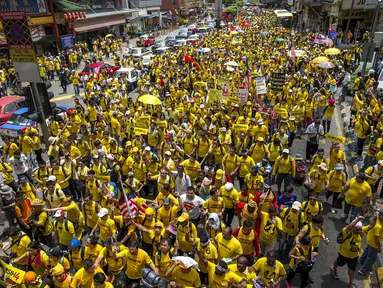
top-left (260, 31), bottom-right (269, 35)
top-left (200, 47), bottom-right (211, 53)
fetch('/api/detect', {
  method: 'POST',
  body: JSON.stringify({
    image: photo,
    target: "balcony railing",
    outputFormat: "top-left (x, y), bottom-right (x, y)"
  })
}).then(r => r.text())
top-left (130, 0), bottom-right (162, 8)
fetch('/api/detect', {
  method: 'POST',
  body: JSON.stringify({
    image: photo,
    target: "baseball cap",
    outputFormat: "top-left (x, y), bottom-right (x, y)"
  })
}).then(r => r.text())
top-left (379, 160), bottom-right (383, 167)
top-left (18, 176), bottom-right (28, 184)
top-left (54, 210), bottom-right (65, 218)
top-left (221, 127), bottom-right (227, 132)
top-left (292, 201), bottom-right (302, 211)
top-left (97, 208), bottom-right (109, 218)
top-left (165, 151), bottom-right (172, 156)
top-left (282, 149), bottom-right (290, 154)
top-left (106, 154), bottom-right (115, 160)
top-left (145, 146), bottom-right (151, 151)
top-left (163, 198), bottom-right (171, 206)
top-left (178, 212), bottom-right (190, 222)
top-left (225, 182), bottom-right (233, 191)
top-left (215, 169), bottom-right (224, 180)
top-left (257, 119), bottom-right (263, 125)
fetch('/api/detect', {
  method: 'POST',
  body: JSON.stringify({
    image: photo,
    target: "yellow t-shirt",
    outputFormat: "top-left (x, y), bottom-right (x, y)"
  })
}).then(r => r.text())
top-left (301, 201), bottom-right (323, 223)
top-left (367, 219), bottom-right (383, 249)
top-left (97, 218), bottom-right (116, 242)
top-left (278, 208), bottom-right (305, 237)
top-left (171, 266), bottom-right (201, 287)
top-left (259, 212), bottom-right (282, 243)
top-left (121, 248), bottom-right (152, 279)
top-left (345, 178), bottom-right (372, 207)
top-left (219, 186), bottom-right (239, 209)
top-left (71, 267), bottom-right (105, 288)
top-left (253, 257), bottom-right (286, 284)
top-left (84, 244), bottom-right (103, 263)
top-left (228, 264), bottom-right (257, 283)
top-left (11, 233), bottom-right (31, 265)
top-left (202, 197), bottom-right (224, 214)
top-left (180, 159), bottom-right (201, 180)
top-left (54, 220), bottom-right (75, 246)
top-left (222, 154), bottom-right (239, 174)
top-left (154, 249), bottom-right (174, 279)
top-left (303, 224), bottom-right (322, 248)
top-left (195, 241), bottom-right (218, 273)
top-left (177, 222), bottom-right (198, 253)
top-left (214, 233), bottom-right (243, 261)
top-left (98, 245), bottom-right (126, 272)
top-left (327, 171), bottom-right (347, 193)
top-left (288, 245), bottom-right (313, 269)
top-left (238, 156), bottom-right (255, 178)
top-left (207, 261), bottom-right (243, 288)
top-left (338, 226), bottom-right (369, 259)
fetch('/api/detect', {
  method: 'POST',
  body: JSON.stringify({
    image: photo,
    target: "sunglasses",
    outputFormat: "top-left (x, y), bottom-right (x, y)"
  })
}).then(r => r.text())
top-left (154, 226), bottom-right (162, 229)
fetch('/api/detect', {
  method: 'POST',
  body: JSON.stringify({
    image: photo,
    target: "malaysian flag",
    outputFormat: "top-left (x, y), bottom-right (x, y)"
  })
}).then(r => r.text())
top-left (290, 40), bottom-right (296, 61)
top-left (118, 180), bottom-right (148, 217)
top-left (244, 57), bottom-right (250, 89)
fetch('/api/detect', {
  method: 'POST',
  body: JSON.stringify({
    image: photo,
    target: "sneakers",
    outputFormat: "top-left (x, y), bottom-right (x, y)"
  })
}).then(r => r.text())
top-left (332, 208), bottom-right (336, 213)
top-left (341, 213), bottom-right (348, 218)
top-left (285, 280), bottom-right (292, 288)
top-left (331, 266), bottom-right (339, 280)
top-left (358, 269), bottom-right (373, 276)
top-left (324, 198), bottom-right (329, 203)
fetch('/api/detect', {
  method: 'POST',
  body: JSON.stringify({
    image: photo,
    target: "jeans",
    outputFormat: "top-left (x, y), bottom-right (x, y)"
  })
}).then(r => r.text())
top-left (276, 173), bottom-right (291, 194)
top-left (73, 84), bottom-right (80, 96)
top-left (359, 244), bottom-right (378, 273)
top-left (306, 141), bottom-right (319, 160)
top-left (344, 201), bottom-right (362, 221)
top-left (222, 208), bottom-right (235, 227)
top-left (26, 153), bottom-right (36, 169)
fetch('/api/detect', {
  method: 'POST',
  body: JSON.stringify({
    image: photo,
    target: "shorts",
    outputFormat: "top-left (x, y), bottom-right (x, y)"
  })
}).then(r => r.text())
top-left (336, 253), bottom-right (358, 271)
top-left (126, 276), bottom-right (141, 285)
top-left (109, 269), bottom-right (126, 287)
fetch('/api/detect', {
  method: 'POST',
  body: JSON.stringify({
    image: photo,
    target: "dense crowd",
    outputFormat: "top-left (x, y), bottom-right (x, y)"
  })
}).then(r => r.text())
top-left (0, 7), bottom-right (382, 288)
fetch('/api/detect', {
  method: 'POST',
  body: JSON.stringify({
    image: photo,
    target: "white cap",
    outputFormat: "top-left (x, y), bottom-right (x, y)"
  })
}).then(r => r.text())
top-left (145, 146), bottom-right (151, 151)
top-left (97, 207), bottom-right (109, 218)
top-left (165, 151), bottom-right (172, 156)
top-left (225, 182), bottom-right (233, 191)
top-left (221, 127), bottom-right (227, 132)
top-left (107, 154), bottom-right (115, 160)
top-left (292, 201), bottom-right (301, 210)
top-left (355, 221), bottom-right (363, 229)
top-left (47, 175), bottom-right (57, 182)
top-left (200, 104), bottom-right (204, 109)
top-left (257, 119), bottom-right (263, 125)
top-left (125, 110), bottom-right (131, 116)
top-left (282, 148), bottom-right (290, 154)
top-left (54, 209), bottom-right (65, 218)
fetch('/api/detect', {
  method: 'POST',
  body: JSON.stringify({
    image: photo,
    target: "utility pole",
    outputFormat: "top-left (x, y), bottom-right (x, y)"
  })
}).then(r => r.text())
top-left (361, 1), bottom-right (381, 77)
top-left (215, 0), bottom-right (222, 29)
top-left (30, 83), bottom-right (50, 145)
top-left (344, 0), bottom-right (356, 42)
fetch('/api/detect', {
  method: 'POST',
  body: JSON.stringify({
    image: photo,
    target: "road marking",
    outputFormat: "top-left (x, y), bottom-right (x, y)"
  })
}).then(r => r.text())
top-left (51, 94), bottom-right (75, 102)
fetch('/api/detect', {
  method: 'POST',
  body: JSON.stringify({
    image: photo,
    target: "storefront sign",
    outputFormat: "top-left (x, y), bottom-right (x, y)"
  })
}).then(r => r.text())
top-left (340, 0), bottom-right (375, 11)
top-left (61, 34), bottom-right (73, 49)
top-left (271, 73), bottom-right (285, 91)
top-left (0, 11), bottom-right (39, 82)
top-left (29, 24), bottom-right (45, 39)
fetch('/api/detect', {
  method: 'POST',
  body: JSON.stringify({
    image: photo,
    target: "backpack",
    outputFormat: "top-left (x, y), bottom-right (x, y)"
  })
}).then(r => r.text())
top-left (280, 207), bottom-right (304, 231)
top-left (43, 188), bottom-right (61, 200)
top-left (336, 230), bottom-right (353, 244)
top-left (54, 219), bottom-right (70, 232)
top-left (140, 268), bottom-right (161, 287)
top-left (303, 201), bottom-right (323, 214)
top-left (293, 247), bottom-right (314, 273)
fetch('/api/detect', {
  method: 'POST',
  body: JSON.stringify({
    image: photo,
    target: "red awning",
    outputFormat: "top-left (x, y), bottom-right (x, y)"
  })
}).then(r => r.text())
top-left (75, 18), bottom-right (125, 33)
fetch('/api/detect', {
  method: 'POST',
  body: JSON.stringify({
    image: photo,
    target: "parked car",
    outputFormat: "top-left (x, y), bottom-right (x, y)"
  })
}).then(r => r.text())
top-left (151, 41), bottom-right (167, 53)
top-left (0, 96), bottom-right (23, 126)
top-left (196, 27), bottom-right (209, 36)
top-left (127, 47), bottom-right (151, 61)
top-left (110, 67), bottom-right (140, 92)
top-left (142, 54), bottom-right (155, 67)
top-left (186, 34), bottom-right (200, 43)
top-left (174, 40), bottom-right (187, 48)
top-left (79, 63), bottom-right (119, 77)
top-left (0, 105), bottom-right (74, 139)
top-left (155, 47), bottom-right (171, 55)
top-left (136, 34), bottom-right (155, 47)
top-left (176, 32), bottom-right (188, 39)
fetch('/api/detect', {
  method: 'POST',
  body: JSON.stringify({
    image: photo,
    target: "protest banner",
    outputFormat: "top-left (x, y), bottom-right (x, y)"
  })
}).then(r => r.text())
top-left (271, 73), bottom-right (285, 91)
top-left (207, 89), bottom-right (221, 104)
top-left (233, 124), bottom-right (248, 133)
top-left (256, 77), bottom-right (267, 94)
top-left (0, 260), bottom-right (25, 284)
top-left (217, 76), bottom-right (230, 98)
top-left (326, 133), bottom-right (346, 144)
top-left (236, 88), bottom-right (248, 105)
top-left (134, 127), bottom-right (148, 135)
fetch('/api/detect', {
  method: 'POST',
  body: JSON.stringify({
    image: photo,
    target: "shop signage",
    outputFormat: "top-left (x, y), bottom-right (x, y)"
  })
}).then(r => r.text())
top-left (0, 0), bottom-right (48, 14)
top-left (340, 0), bottom-right (375, 11)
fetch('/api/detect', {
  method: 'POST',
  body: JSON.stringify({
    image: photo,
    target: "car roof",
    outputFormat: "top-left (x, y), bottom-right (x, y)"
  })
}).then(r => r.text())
top-left (116, 67), bottom-right (135, 72)
top-left (13, 107), bottom-right (30, 115)
top-left (86, 63), bottom-right (105, 68)
top-left (156, 47), bottom-right (170, 51)
top-left (0, 96), bottom-right (22, 105)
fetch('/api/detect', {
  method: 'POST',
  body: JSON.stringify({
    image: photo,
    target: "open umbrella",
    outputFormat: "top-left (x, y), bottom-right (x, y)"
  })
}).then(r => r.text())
top-left (324, 48), bottom-right (341, 55)
top-left (138, 94), bottom-right (162, 105)
top-left (200, 48), bottom-right (211, 53)
top-left (224, 61), bottom-right (239, 67)
top-left (105, 34), bottom-right (114, 38)
top-left (336, 43), bottom-right (353, 50)
top-left (312, 56), bottom-right (329, 64)
top-left (275, 37), bottom-right (285, 42)
top-left (318, 61), bottom-right (334, 69)
top-left (230, 31), bottom-right (239, 35)
top-left (260, 31), bottom-right (269, 35)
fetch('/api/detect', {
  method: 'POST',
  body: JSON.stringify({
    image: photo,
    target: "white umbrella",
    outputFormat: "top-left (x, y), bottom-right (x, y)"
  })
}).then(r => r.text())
top-left (200, 47), bottom-right (211, 53)
top-left (318, 61), bottom-right (334, 69)
top-left (224, 61), bottom-right (239, 67)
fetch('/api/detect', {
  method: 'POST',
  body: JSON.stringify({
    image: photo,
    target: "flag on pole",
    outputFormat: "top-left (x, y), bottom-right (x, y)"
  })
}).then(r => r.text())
top-left (244, 57), bottom-right (250, 89)
top-left (118, 180), bottom-right (148, 217)
top-left (290, 40), bottom-right (296, 61)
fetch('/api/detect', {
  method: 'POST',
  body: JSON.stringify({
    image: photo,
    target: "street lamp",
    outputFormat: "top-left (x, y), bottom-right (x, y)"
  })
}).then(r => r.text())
top-left (361, 0), bottom-right (381, 78)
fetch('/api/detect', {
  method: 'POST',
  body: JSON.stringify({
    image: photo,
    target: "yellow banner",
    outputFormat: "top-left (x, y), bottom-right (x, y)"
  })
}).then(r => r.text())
top-left (9, 48), bottom-right (36, 62)
top-left (207, 89), bottom-right (222, 104)
top-left (134, 127), bottom-right (148, 135)
top-left (0, 260), bottom-right (25, 284)
top-left (326, 133), bottom-right (346, 144)
top-left (229, 96), bottom-right (240, 103)
top-left (233, 124), bottom-right (248, 132)
top-left (274, 107), bottom-right (287, 114)
top-left (290, 110), bottom-right (301, 116)
top-left (95, 175), bottom-right (111, 182)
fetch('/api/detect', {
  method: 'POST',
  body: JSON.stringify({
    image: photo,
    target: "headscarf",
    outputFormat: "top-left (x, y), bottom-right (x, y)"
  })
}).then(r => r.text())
top-left (208, 213), bottom-right (220, 230)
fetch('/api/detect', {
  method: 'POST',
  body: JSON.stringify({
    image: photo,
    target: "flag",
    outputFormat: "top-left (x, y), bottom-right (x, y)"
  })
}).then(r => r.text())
top-left (290, 40), bottom-right (296, 61)
top-left (118, 190), bottom-right (148, 217)
top-left (244, 57), bottom-right (250, 89)
top-left (129, 198), bottom-right (148, 216)
top-left (1, 260), bottom-right (26, 284)
top-left (184, 54), bottom-right (201, 70)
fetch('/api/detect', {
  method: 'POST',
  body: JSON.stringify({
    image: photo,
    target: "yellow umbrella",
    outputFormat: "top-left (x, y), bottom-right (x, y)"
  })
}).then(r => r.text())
top-left (324, 48), bottom-right (341, 55)
top-left (312, 56), bottom-right (329, 64)
top-left (230, 31), bottom-right (239, 35)
top-left (138, 94), bottom-right (162, 106)
top-left (193, 81), bottom-right (208, 88)
top-left (105, 34), bottom-right (114, 38)
top-left (221, 34), bottom-right (230, 38)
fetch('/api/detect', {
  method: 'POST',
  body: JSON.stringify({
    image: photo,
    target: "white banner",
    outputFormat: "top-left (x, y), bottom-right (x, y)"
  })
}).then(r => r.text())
top-left (236, 88), bottom-right (249, 105)
top-left (256, 77), bottom-right (267, 95)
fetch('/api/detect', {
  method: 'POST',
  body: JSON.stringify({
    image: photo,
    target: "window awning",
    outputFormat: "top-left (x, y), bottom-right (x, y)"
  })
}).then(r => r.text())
top-left (52, 0), bottom-right (85, 12)
top-left (75, 18), bottom-right (125, 32)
